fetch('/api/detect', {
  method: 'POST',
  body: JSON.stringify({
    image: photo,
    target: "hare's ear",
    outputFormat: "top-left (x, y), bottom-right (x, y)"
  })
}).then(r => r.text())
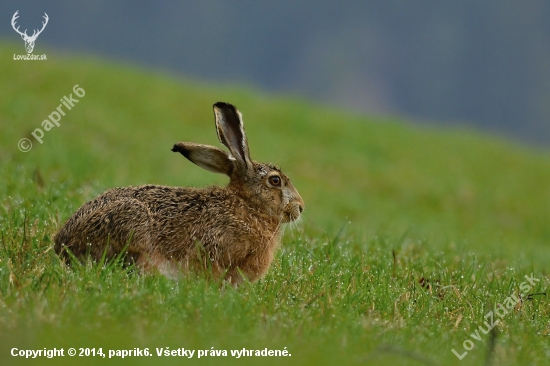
top-left (213, 102), bottom-right (252, 171)
top-left (172, 142), bottom-right (234, 176)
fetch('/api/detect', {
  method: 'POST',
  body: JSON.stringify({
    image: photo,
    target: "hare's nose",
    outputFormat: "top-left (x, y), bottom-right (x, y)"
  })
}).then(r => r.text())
top-left (298, 204), bottom-right (304, 213)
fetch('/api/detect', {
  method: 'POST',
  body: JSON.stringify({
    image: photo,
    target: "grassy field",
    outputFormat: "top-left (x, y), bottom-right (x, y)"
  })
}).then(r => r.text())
top-left (1, 41), bottom-right (549, 365)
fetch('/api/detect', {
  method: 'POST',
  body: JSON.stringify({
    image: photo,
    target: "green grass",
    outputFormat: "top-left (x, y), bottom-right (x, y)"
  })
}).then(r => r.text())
top-left (1, 41), bottom-right (549, 365)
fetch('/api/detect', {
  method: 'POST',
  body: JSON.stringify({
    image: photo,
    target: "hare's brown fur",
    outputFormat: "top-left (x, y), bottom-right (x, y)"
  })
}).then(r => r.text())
top-left (54, 103), bottom-right (304, 284)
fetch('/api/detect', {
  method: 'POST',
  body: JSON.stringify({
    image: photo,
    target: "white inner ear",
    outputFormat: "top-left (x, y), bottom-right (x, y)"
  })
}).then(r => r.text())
top-left (237, 110), bottom-right (247, 158)
top-left (220, 120), bottom-right (244, 160)
top-left (228, 154), bottom-right (236, 161)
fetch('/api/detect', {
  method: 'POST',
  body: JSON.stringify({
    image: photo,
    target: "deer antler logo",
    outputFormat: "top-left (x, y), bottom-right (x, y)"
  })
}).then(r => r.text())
top-left (11, 11), bottom-right (49, 54)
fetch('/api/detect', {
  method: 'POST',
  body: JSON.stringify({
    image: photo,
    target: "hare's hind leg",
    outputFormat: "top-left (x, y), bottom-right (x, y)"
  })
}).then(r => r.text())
top-left (55, 199), bottom-right (156, 266)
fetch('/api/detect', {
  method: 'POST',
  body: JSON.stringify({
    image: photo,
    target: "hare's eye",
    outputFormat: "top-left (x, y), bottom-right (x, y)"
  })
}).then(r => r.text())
top-left (268, 176), bottom-right (281, 187)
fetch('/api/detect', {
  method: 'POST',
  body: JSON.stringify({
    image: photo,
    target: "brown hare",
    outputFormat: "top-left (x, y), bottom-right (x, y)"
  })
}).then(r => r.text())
top-left (54, 102), bottom-right (304, 284)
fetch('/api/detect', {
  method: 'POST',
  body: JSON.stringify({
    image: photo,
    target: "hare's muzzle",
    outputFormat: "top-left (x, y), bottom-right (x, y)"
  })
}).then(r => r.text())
top-left (285, 198), bottom-right (304, 223)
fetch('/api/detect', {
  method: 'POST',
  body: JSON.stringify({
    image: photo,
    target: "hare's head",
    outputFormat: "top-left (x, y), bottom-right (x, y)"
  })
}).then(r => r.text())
top-left (172, 102), bottom-right (304, 223)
